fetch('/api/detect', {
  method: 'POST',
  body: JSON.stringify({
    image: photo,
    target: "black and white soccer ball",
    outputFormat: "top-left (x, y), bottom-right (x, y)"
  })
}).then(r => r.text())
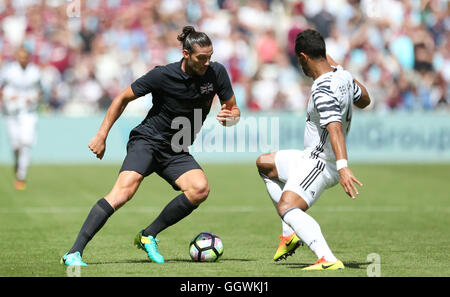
top-left (189, 232), bottom-right (224, 262)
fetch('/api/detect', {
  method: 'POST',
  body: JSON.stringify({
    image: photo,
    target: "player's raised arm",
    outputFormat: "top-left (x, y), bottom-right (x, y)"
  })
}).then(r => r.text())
top-left (89, 85), bottom-right (138, 159)
top-left (326, 54), bottom-right (371, 109)
top-left (326, 121), bottom-right (363, 199)
top-left (217, 94), bottom-right (240, 126)
top-left (352, 79), bottom-right (371, 109)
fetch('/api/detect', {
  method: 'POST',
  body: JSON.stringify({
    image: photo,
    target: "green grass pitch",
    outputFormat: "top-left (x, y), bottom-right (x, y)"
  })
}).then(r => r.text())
top-left (0, 163), bottom-right (449, 277)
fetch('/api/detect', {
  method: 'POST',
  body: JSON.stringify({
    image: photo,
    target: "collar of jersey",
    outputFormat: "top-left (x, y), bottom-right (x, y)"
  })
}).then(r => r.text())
top-left (313, 66), bottom-right (340, 85)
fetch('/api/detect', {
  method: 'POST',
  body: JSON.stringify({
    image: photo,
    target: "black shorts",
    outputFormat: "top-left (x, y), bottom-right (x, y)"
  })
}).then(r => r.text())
top-left (119, 136), bottom-right (202, 191)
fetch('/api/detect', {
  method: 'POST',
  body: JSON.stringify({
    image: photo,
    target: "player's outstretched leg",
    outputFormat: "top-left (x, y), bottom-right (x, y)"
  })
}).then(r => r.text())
top-left (257, 152), bottom-right (302, 261)
top-left (61, 171), bottom-right (142, 266)
top-left (61, 198), bottom-right (114, 266)
top-left (136, 193), bottom-right (200, 263)
top-left (137, 169), bottom-right (208, 263)
top-left (279, 192), bottom-right (344, 271)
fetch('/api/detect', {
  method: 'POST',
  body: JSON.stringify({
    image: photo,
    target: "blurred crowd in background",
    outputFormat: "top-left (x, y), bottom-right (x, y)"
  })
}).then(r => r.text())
top-left (0, 0), bottom-right (448, 116)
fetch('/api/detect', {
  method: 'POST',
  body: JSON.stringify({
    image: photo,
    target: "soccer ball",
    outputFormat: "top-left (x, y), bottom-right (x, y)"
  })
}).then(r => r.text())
top-left (189, 232), bottom-right (223, 262)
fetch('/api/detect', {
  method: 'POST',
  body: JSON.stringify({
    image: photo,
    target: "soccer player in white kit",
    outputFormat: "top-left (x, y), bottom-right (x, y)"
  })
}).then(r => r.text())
top-left (256, 29), bottom-right (371, 270)
top-left (0, 47), bottom-right (41, 190)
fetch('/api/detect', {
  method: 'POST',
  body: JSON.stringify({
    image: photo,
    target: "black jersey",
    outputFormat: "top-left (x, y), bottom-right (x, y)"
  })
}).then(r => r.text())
top-left (130, 59), bottom-right (234, 147)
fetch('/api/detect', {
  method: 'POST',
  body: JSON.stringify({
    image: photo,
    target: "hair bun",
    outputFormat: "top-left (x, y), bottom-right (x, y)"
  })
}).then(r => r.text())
top-left (177, 26), bottom-right (196, 42)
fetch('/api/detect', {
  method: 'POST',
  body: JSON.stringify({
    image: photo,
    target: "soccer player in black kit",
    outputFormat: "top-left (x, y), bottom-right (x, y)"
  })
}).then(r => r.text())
top-left (61, 26), bottom-right (240, 265)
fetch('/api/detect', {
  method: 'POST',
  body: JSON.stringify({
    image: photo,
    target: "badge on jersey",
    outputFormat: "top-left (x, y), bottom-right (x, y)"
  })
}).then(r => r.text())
top-left (200, 82), bottom-right (214, 95)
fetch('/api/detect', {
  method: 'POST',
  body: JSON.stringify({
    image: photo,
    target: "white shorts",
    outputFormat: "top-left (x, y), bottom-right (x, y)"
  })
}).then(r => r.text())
top-left (275, 149), bottom-right (339, 207)
top-left (4, 112), bottom-right (38, 149)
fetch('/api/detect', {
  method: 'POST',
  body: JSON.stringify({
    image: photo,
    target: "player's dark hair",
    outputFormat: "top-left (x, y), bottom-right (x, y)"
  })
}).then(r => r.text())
top-left (177, 26), bottom-right (212, 54)
top-left (294, 29), bottom-right (326, 59)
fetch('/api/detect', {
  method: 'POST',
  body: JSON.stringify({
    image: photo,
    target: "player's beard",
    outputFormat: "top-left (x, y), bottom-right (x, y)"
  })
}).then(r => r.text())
top-left (300, 60), bottom-right (312, 77)
top-left (186, 59), bottom-right (207, 76)
top-left (297, 55), bottom-right (312, 78)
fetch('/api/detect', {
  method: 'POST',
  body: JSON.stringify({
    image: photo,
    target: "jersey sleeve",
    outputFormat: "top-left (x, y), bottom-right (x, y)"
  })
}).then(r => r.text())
top-left (352, 80), bottom-right (362, 103)
top-left (312, 85), bottom-right (342, 128)
top-left (215, 63), bottom-right (234, 101)
top-left (130, 67), bottom-right (163, 98)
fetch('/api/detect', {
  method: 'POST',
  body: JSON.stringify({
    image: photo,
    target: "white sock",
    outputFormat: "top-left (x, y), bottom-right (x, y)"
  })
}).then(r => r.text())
top-left (282, 208), bottom-right (337, 262)
top-left (261, 174), bottom-right (295, 237)
top-left (16, 146), bottom-right (31, 181)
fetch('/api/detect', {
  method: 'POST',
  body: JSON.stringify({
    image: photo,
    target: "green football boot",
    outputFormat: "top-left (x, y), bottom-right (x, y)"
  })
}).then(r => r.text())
top-left (134, 230), bottom-right (165, 263)
top-left (60, 252), bottom-right (87, 266)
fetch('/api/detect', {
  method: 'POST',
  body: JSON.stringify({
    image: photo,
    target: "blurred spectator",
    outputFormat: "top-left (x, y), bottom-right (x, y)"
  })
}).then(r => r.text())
top-left (255, 29), bottom-right (280, 64)
top-left (309, 8), bottom-right (335, 39)
top-left (0, 0), bottom-right (447, 115)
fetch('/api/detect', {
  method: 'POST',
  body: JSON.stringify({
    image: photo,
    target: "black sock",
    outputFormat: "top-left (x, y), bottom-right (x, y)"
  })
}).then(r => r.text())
top-left (142, 193), bottom-right (198, 237)
top-left (69, 198), bottom-right (114, 256)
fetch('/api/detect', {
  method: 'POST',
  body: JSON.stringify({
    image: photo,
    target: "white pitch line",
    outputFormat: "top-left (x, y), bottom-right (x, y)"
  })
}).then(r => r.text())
top-left (0, 205), bottom-right (448, 214)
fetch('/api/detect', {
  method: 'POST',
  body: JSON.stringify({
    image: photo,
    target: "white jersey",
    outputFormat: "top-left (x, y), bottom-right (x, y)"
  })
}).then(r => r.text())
top-left (1, 61), bottom-right (41, 115)
top-left (303, 65), bottom-right (362, 162)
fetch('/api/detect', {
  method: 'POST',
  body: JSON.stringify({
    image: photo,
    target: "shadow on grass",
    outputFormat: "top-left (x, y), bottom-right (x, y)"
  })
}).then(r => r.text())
top-left (166, 258), bottom-right (255, 263)
top-left (279, 261), bottom-right (372, 270)
top-left (88, 259), bottom-right (151, 265)
top-left (88, 258), bottom-right (255, 265)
